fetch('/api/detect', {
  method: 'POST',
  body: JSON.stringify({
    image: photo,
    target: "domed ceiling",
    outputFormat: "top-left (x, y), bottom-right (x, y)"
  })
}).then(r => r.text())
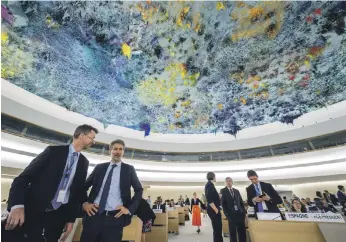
top-left (2, 1), bottom-right (346, 135)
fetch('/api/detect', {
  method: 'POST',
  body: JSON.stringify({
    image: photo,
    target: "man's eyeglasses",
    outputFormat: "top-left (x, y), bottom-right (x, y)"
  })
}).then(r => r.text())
top-left (85, 135), bottom-right (95, 143)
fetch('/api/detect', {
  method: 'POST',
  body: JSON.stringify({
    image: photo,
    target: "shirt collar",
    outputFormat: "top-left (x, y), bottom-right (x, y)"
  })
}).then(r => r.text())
top-left (110, 160), bottom-right (122, 168)
top-left (69, 144), bottom-right (80, 156)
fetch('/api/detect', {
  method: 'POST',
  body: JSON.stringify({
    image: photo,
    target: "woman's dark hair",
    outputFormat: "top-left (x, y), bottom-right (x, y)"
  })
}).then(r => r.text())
top-left (291, 198), bottom-right (307, 213)
top-left (206, 172), bottom-right (215, 181)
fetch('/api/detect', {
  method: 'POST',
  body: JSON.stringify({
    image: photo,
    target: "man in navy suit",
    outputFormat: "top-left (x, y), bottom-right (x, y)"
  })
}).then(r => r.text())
top-left (246, 170), bottom-right (282, 216)
top-left (80, 139), bottom-right (143, 242)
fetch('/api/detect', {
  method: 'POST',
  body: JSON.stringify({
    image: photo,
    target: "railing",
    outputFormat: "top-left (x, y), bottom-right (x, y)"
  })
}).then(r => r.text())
top-left (1, 113), bottom-right (346, 162)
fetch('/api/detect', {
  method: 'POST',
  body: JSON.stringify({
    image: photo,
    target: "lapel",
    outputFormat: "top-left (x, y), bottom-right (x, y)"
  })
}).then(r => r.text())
top-left (96, 163), bottom-right (109, 192)
top-left (56, 145), bottom-right (70, 181)
top-left (226, 187), bottom-right (235, 204)
top-left (120, 162), bottom-right (127, 192)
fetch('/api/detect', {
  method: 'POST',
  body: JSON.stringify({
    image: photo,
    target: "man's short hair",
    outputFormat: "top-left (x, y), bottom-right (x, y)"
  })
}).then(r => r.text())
top-left (338, 185), bottom-right (344, 190)
top-left (207, 172), bottom-right (215, 181)
top-left (109, 139), bottom-right (126, 150)
top-left (225, 177), bottom-right (233, 181)
top-left (283, 196), bottom-right (287, 199)
top-left (73, 124), bottom-right (98, 139)
top-left (247, 170), bottom-right (258, 177)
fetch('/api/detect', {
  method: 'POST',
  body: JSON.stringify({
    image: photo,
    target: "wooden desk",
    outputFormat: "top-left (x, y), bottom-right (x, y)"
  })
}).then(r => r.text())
top-left (71, 216), bottom-right (142, 242)
top-left (168, 210), bottom-right (179, 234)
top-left (177, 207), bottom-right (185, 225)
top-left (144, 213), bottom-right (168, 242)
top-left (248, 220), bottom-right (325, 242)
top-left (122, 216), bottom-right (143, 242)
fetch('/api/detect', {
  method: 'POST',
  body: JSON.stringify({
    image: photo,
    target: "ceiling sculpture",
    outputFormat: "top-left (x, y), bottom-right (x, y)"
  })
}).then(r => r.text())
top-left (2, 1), bottom-right (346, 136)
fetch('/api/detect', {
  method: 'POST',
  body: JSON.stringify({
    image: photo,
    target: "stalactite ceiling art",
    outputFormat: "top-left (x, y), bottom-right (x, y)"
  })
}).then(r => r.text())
top-left (2, 1), bottom-right (346, 135)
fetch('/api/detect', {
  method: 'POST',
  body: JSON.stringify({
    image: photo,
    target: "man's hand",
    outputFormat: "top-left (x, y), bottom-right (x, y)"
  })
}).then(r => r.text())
top-left (5, 207), bottom-right (25, 230)
top-left (213, 208), bottom-right (219, 214)
top-left (83, 203), bottom-right (98, 216)
top-left (263, 194), bottom-right (271, 201)
top-left (115, 205), bottom-right (130, 218)
top-left (253, 196), bottom-right (263, 203)
top-left (59, 222), bottom-right (74, 242)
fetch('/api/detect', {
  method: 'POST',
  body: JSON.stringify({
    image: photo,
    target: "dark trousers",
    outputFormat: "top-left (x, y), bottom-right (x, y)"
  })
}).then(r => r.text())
top-left (227, 213), bottom-right (246, 242)
top-left (1, 206), bottom-right (67, 242)
top-left (26, 207), bottom-right (67, 242)
top-left (207, 207), bottom-right (223, 242)
top-left (80, 213), bottom-right (130, 242)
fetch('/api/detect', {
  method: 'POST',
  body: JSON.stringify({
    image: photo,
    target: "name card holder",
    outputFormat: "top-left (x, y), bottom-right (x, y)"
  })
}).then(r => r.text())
top-left (257, 212), bottom-right (282, 221)
top-left (285, 212), bottom-right (345, 223)
top-left (153, 209), bottom-right (163, 213)
top-left (167, 207), bottom-right (175, 211)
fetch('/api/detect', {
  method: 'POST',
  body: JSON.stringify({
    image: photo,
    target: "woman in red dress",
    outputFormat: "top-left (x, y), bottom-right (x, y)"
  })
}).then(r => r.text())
top-left (191, 192), bottom-right (203, 233)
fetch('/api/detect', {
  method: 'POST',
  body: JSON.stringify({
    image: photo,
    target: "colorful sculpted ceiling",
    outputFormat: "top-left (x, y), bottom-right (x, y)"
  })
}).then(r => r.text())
top-left (2, 1), bottom-right (346, 136)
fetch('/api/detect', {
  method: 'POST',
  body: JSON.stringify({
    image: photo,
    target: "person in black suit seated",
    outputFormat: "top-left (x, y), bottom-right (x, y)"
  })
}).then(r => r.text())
top-left (323, 190), bottom-right (338, 205)
top-left (152, 197), bottom-right (166, 213)
top-left (185, 195), bottom-right (191, 206)
top-left (80, 139), bottom-right (143, 242)
top-left (221, 177), bottom-right (246, 242)
top-left (3, 124), bottom-right (98, 242)
top-left (246, 170), bottom-right (282, 216)
top-left (205, 172), bottom-right (223, 242)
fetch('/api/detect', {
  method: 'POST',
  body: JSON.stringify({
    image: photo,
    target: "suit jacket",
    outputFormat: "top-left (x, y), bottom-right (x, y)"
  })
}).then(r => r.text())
top-left (337, 191), bottom-right (346, 202)
top-left (205, 181), bottom-right (221, 210)
top-left (152, 204), bottom-right (166, 213)
top-left (221, 187), bottom-right (245, 218)
top-left (84, 162), bottom-right (143, 215)
top-left (190, 198), bottom-right (202, 211)
top-left (185, 198), bottom-right (190, 205)
top-left (323, 193), bottom-right (338, 205)
top-left (7, 145), bottom-right (89, 223)
top-left (246, 182), bottom-right (282, 214)
top-left (135, 199), bottom-right (156, 223)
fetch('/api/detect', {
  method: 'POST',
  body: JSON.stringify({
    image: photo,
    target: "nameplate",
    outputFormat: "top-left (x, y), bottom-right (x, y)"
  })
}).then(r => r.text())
top-left (257, 212), bottom-right (282, 221)
top-left (175, 205), bottom-right (181, 208)
top-left (153, 209), bottom-right (163, 213)
top-left (279, 208), bottom-right (286, 212)
top-left (285, 213), bottom-right (345, 223)
top-left (247, 207), bottom-right (255, 215)
top-left (167, 207), bottom-right (175, 211)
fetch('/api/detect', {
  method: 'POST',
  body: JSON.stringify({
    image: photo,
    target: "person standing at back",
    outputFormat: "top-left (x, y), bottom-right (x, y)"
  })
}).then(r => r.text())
top-left (221, 177), bottom-right (246, 242)
top-left (4, 124), bottom-right (98, 242)
top-left (246, 170), bottom-right (282, 216)
top-left (80, 139), bottom-right (143, 242)
top-left (205, 172), bottom-right (223, 242)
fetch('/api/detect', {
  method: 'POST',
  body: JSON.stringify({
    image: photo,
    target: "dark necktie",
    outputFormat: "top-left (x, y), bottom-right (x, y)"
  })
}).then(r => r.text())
top-left (51, 152), bottom-right (77, 209)
top-left (98, 164), bottom-right (117, 214)
top-left (229, 188), bottom-right (234, 197)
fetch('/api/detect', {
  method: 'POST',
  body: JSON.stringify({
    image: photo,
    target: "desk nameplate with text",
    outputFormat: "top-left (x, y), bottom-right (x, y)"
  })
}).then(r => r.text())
top-left (153, 209), bottom-right (163, 213)
top-left (285, 213), bottom-right (345, 223)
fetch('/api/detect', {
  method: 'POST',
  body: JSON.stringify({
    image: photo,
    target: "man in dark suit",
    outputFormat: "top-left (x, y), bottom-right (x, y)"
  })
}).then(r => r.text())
top-left (152, 197), bottom-right (166, 213)
top-left (205, 172), bottom-right (223, 242)
top-left (80, 139), bottom-right (143, 242)
top-left (246, 170), bottom-right (282, 216)
top-left (4, 124), bottom-right (98, 242)
top-left (221, 177), bottom-right (246, 242)
top-left (323, 190), bottom-right (339, 205)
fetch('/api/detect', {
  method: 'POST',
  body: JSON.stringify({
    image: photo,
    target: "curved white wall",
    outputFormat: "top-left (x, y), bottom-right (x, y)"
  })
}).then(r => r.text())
top-left (2, 78), bottom-right (346, 152)
top-left (2, 132), bottom-right (346, 184)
